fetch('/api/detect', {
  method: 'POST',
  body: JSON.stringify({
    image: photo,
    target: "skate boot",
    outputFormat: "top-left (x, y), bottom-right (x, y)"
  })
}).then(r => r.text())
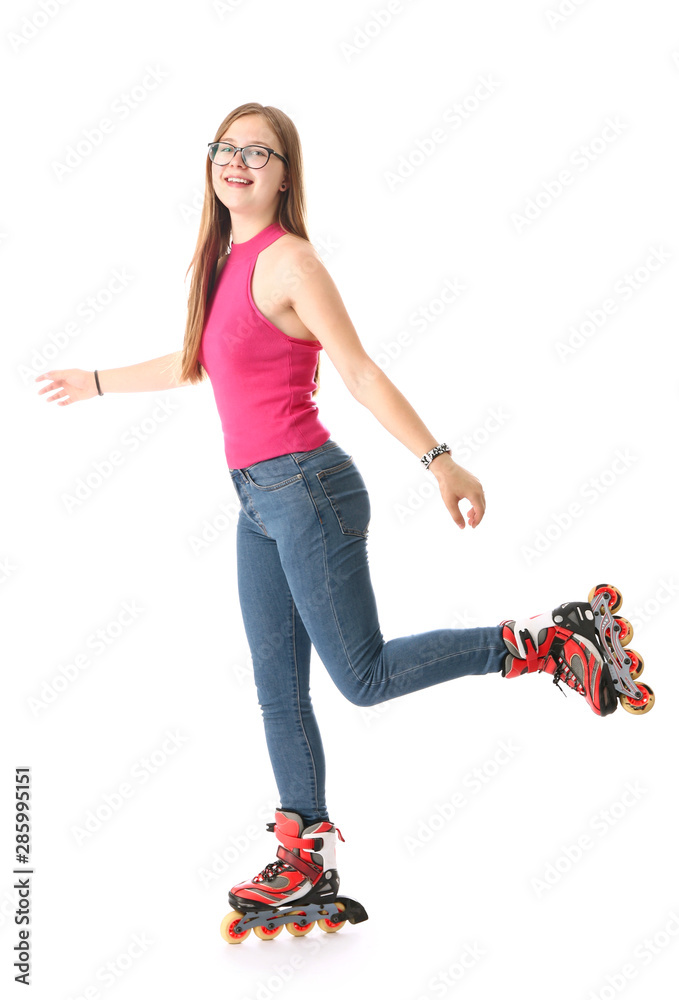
top-left (500, 583), bottom-right (654, 717)
top-left (220, 810), bottom-right (368, 943)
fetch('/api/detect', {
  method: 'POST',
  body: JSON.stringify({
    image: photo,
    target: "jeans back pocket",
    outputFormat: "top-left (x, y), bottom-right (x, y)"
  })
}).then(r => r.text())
top-left (317, 457), bottom-right (371, 537)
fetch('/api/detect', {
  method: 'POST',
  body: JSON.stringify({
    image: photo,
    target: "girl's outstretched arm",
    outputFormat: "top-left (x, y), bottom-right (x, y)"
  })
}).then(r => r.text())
top-left (281, 243), bottom-right (486, 530)
top-left (35, 351), bottom-right (190, 405)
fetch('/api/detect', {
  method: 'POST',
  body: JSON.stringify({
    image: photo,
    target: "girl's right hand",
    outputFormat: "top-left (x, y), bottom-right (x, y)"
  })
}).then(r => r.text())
top-left (35, 369), bottom-right (99, 405)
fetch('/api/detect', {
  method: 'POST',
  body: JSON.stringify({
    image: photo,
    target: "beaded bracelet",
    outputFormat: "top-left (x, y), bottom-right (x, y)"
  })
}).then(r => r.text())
top-left (421, 443), bottom-right (450, 470)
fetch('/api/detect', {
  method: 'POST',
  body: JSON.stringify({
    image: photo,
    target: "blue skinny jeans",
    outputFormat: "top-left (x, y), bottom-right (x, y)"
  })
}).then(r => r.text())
top-left (229, 438), bottom-right (505, 827)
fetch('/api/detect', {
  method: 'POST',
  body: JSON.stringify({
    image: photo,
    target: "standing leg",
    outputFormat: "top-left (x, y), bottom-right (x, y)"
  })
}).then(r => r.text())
top-left (234, 507), bottom-right (330, 825)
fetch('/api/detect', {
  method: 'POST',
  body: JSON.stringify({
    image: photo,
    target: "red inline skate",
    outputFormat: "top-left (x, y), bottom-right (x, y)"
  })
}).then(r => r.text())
top-left (500, 583), bottom-right (654, 716)
top-left (220, 810), bottom-right (368, 943)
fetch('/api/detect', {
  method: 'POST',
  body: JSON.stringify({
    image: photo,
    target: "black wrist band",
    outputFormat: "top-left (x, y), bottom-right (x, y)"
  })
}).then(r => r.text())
top-left (94, 370), bottom-right (103, 396)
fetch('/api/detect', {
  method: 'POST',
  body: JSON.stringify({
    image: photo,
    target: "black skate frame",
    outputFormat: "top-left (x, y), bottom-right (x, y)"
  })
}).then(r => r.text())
top-left (227, 895), bottom-right (369, 935)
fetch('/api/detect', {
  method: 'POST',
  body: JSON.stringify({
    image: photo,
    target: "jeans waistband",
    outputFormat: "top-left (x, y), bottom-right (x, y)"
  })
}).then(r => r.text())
top-left (229, 438), bottom-right (340, 477)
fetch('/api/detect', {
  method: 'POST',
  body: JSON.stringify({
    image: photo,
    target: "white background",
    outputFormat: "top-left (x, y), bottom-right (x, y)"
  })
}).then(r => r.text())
top-left (3, 0), bottom-right (679, 997)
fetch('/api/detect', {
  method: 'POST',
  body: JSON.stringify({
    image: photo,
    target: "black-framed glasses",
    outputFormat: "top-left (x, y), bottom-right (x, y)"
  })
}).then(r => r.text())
top-left (207, 142), bottom-right (288, 168)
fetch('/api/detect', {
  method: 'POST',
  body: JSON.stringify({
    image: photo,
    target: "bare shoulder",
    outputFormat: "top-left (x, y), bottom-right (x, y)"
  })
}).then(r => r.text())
top-left (268, 233), bottom-right (327, 303)
top-left (271, 232), bottom-right (323, 269)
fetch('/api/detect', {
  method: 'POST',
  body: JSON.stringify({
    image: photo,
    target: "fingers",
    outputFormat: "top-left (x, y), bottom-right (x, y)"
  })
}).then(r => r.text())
top-left (462, 487), bottom-right (486, 529)
top-left (439, 468), bottom-right (487, 531)
top-left (468, 496), bottom-right (486, 528)
top-left (36, 373), bottom-right (62, 396)
top-left (36, 372), bottom-right (73, 403)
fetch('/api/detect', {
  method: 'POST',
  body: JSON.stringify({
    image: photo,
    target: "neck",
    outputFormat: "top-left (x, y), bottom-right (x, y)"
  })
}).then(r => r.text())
top-left (230, 213), bottom-right (279, 245)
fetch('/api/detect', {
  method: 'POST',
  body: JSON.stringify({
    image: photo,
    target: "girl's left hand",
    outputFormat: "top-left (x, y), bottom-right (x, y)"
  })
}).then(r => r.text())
top-left (435, 461), bottom-right (486, 529)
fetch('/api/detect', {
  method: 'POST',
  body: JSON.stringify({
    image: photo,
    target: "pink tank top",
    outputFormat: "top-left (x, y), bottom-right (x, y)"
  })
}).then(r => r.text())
top-left (198, 221), bottom-right (331, 469)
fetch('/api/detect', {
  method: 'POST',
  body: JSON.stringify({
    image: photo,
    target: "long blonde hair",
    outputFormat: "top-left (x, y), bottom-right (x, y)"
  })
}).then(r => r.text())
top-left (175, 102), bottom-right (320, 394)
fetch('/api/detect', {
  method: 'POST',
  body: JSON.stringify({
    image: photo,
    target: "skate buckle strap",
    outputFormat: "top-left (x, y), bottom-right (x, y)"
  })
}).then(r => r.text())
top-left (276, 845), bottom-right (321, 881)
top-left (265, 822), bottom-right (320, 850)
top-left (278, 829), bottom-right (323, 851)
top-left (268, 821), bottom-right (345, 851)
top-left (265, 821), bottom-right (344, 848)
top-left (517, 627), bottom-right (543, 671)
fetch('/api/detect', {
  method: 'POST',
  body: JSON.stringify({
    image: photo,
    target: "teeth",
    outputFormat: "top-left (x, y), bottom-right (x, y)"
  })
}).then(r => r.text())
top-left (227, 178), bottom-right (251, 184)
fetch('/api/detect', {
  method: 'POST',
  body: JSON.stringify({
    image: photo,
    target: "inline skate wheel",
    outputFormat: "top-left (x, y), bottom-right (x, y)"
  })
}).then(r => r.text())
top-left (221, 910), bottom-right (250, 944)
top-left (253, 922), bottom-right (284, 941)
top-left (620, 682), bottom-right (655, 715)
top-left (285, 910), bottom-right (316, 936)
top-left (317, 900), bottom-right (346, 933)
top-left (626, 650), bottom-right (644, 680)
top-left (589, 583), bottom-right (623, 613)
top-left (611, 616), bottom-right (633, 647)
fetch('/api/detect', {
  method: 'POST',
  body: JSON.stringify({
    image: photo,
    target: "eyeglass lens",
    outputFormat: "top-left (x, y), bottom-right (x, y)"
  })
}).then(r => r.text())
top-left (209, 144), bottom-right (270, 167)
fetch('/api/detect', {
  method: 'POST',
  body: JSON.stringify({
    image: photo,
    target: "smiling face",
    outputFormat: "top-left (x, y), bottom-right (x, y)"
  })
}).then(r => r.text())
top-left (211, 114), bottom-right (288, 216)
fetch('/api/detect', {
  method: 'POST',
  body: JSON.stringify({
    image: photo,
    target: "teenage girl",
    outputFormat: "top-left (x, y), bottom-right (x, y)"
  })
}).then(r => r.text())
top-left (36, 102), bottom-right (646, 933)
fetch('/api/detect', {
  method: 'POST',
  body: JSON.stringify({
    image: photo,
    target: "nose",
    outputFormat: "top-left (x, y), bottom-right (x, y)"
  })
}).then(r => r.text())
top-left (222, 147), bottom-right (249, 179)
